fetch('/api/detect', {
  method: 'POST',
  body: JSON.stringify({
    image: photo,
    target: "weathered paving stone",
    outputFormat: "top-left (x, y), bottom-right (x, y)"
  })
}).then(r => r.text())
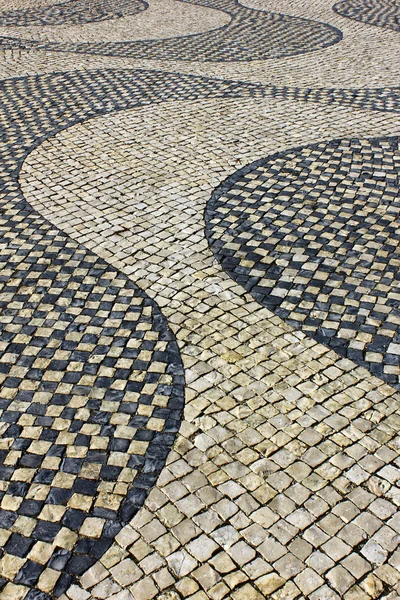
top-left (15, 86), bottom-right (399, 599)
top-left (0, 0), bottom-right (343, 61)
top-left (0, 0), bottom-right (399, 599)
top-left (205, 137), bottom-right (400, 389)
top-left (333, 0), bottom-right (400, 32)
top-left (0, 0), bottom-right (147, 27)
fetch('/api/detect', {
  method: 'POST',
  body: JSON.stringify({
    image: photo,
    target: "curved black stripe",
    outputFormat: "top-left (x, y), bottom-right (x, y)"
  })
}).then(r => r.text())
top-left (0, 0), bottom-right (148, 27)
top-left (334, 0), bottom-right (400, 32)
top-left (205, 136), bottom-right (400, 389)
top-left (1, 68), bottom-right (400, 598)
top-left (0, 0), bottom-right (343, 61)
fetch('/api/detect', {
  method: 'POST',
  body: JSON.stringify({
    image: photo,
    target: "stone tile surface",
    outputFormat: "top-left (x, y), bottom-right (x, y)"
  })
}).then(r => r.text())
top-left (0, 1), bottom-right (398, 599)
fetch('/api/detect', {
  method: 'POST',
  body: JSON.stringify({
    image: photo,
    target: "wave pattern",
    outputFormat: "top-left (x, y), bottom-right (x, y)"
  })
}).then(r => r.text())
top-left (1, 68), bottom-right (400, 597)
top-left (0, 0), bottom-right (343, 61)
top-left (0, 0), bottom-right (148, 27)
top-left (334, 0), bottom-right (400, 32)
top-left (206, 137), bottom-right (400, 389)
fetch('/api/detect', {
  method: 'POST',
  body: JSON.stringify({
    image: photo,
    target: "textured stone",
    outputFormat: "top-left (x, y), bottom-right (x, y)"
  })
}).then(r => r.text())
top-left (0, 5), bottom-right (399, 600)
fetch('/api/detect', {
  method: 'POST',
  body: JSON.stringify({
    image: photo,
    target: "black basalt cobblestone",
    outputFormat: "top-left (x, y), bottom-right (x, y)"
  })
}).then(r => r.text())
top-left (0, 66), bottom-right (399, 597)
top-left (334, 0), bottom-right (400, 32)
top-left (206, 136), bottom-right (400, 389)
top-left (0, 0), bottom-right (147, 27)
top-left (0, 0), bottom-right (343, 61)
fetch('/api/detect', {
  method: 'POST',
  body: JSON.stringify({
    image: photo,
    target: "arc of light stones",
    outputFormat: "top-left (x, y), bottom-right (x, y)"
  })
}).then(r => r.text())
top-left (0, 0), bottom-right (343, 61)
top-left (0, 67), bottom-right (252, 599)
top-left (0, 66), bottom-right (357, 600)
top-left (1, 67), bottom-right (400, 597)
top-left (17, 84), bottom-right (400, 600)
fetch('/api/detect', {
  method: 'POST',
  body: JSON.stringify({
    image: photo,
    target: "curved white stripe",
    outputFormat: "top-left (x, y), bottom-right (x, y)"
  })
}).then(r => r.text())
top-left (21, 96), bottom-right (400, 600)
top-left (0, 0), bottom-right (230, 44)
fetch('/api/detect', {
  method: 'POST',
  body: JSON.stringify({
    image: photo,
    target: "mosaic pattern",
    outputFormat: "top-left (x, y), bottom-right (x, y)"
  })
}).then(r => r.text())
top-left (14, 84), bottom-right (400, 600)
top-left (0, 67), bottom-right (253, 598)
top-left (5, 67), bottom-right (386, 599)
top-left (333, 0), bottom-right (400, 32)
top-left (0, 0), bottom-right (343, 61)
top-left (0, 0), bottom-right (399, 595)
top-left (0, 0), bottom-right (148, 27)
top-left (206, 136), bottom-right (400, 389)
top-left (0, 223), bottom-right (185, 597)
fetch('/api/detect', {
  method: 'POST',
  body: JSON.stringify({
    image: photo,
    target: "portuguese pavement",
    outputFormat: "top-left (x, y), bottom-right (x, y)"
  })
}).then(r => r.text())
top-left (0, 0), bottom-right (399, 599)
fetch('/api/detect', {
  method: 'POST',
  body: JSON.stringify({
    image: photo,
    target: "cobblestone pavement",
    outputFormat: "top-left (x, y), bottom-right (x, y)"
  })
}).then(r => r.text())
top-left (0, 0), bottom-right (148, 27)
top-left (0, 0), bottom-right (342, 60)
top-left (0, 1), bottom-right (399, 600)
top-left (333, 0), bottom-right (400, 33)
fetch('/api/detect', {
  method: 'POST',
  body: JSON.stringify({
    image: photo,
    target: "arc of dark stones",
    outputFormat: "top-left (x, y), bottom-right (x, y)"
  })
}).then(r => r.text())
top-left (0, 66), bottom-right (326, 600)
top-left (205, 136), bottom-right (400, 390)
top-left (1, 68), bottom-right (400, 598)
top-left (333, 0), bottom-right (400, 32)
top-left (0, 0), bottom-right (148, 27)
top-left (0, 0), bottom-right (343, 61)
